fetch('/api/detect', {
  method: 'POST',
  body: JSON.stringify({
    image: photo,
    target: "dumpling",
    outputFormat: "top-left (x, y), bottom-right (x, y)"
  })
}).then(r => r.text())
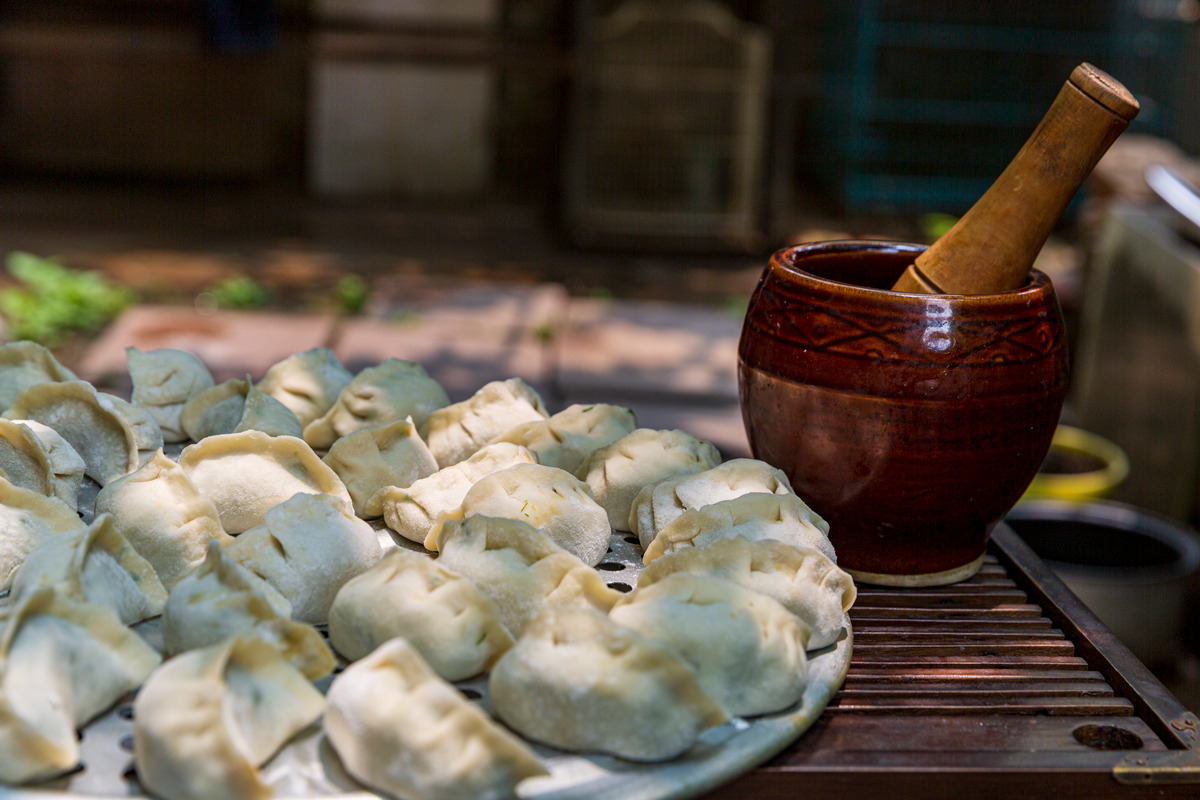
top-left (0, 418), bottom-right (85, 509)
top-left (434, 462), bottom-right (610, 566)
top-left (322, 418), bottom-right (438, 519)
top-left (0, 340), bottom-right (77, 411)
top-left (180, 376), bottom-right (302, 440)
top-left (609, 573), bottom-right (809, 716)
top-left (10, 513), bottom-right (168, 625)
top-left (162, 541), bottom-right (335, 680)
top-left (0, 476), bottom-right (84, 590)
top-left (431, 515), bottom-right (621, 637)
top-left (630, 457), bottom-right (796, 549)
top-left (255, 347), bottom-right (353, 428)
top-left (642, 492), bottom-right (834, 565)
top-left (225, 492), bottom-right (382, 624)
top-left (488, 605), bottom-right (727, 762)
top-left (6, 379), bottom-right (152, 485)
top-left (94, 448), bottom-right (233, 589)
top-left (576, 428), bottom-right (722, 531)
top-left (489, 401), bottom-right (636, 473)
top-left (328, 548), bottom-right (513, 680)
top-left (324, 637), bottom-right (546, 800)
top-left (418, 378), bottom-right (549, 467)
top-left (375, 442), bottom-right (537, 546)
top-left (638, 537), bottom-right (855, 650)
top-left (0, 587), bottom-right (161, 784)
top-left (133, 637), bottom-right (325, 800)
top-left (303, 358), bottom-right (450, 450)
top-left (127, 347), bottom-right (215, 443)
top-left (177, 430), bottom-right (352, 534)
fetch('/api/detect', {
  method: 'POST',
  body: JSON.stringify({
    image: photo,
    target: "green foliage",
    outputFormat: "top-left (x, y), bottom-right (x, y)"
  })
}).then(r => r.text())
top-left (207, 275), bottom-right (273, 310)
top-left (920, 212), bottom-right (959, 242)
top-left (0, 251), bottom-right (135, 346)
top-left (334, 275), bottom-right (370, 315)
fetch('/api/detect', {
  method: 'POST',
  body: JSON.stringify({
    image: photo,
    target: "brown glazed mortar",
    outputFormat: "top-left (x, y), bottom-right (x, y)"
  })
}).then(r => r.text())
top-left (738, 240), bottom-right (1069, 586)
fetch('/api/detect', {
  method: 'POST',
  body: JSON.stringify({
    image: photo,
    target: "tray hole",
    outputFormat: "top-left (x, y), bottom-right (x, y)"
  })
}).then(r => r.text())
top-left (623, 536), bottom-right (640, 545)
top-left (61, 762), bottom-right (86, 778)
top-left (1073, 724), bottom-right (1144, 751)
top-left (596, 562), bottom-right (625, 571)
top-left (608, 582), bottom-right (633, 593)
top-left (122, 763), bottom-right (138, 781)
top-left (119, 735), bottom-right (135, 753)
top-left (117, 705), bottom-right (134, 720)
top-left (460, 688), bottom-right (483, 700)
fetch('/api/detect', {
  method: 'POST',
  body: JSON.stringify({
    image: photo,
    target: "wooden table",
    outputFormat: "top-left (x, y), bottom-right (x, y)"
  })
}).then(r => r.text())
top-left (714, 524), bottom-right (1200, 799)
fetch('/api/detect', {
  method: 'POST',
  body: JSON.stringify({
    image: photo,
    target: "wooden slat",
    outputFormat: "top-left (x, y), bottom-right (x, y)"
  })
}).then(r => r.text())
top-left (852, 613), bottom-right (1053, 628)
top-left (851, 640), bottom-right (1078, 657)
top-left (852, 590), bottom-right (1030, 608)
top-left (827, 694), bottom-right (1136, 715)
top-left (850, 603), bottom-right (1044, 618)
top-left (845, 667), bottom-right (1111, 683)
top-left (837, 681), bottom-right (1116, 698)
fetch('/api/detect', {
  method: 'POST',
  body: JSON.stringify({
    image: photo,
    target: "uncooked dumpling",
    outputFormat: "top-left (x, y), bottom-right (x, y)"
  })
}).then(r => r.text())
top-left (0, 418), bottom-right (85, 509)
top-left (180, 377), bottom-right (302, 440)
top-left (255, 347), bottom-right (353, 428)
top-left (610, 573), bottom-right (810, 716)
top-left (490, 401), bottom-right (636, 473)
top-left (324, 637), bottom-right (546, 800)
top-left (133, 637), bottom-right (325, 800)
top-left (127, 347), bottom-right (215, 443)
top-left (303, 358), bottom-right (450, 450)
top-left (322, 417), bottom-right (438, 518)
top-left (328, 548), bottom-right (513, 680)
top-left (94, 448), bottom-right (232, 590)
top-left (418, 378), bottom-right (549, 467)
top-left (488, 605), bottom-right (728, 762)
top-left (577, 428), bottom-right (722, 531)
top-left (225, 492), bottom-right (382, 624)
top-left (177, 430), bottom-right (352, 534)
top-left (0, 340), bottom-right (77, 412)
top-left (0, 476), bottom-right (84, 590)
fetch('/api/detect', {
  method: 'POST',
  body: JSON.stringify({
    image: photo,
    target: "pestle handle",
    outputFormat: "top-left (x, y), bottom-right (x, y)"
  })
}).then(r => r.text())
top-left (892, 64), bottom-right (1139, 294)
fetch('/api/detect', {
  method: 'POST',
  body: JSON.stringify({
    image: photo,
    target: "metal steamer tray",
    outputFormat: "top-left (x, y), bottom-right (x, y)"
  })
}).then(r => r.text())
top-left (2, 474), bottom-right (854, 800)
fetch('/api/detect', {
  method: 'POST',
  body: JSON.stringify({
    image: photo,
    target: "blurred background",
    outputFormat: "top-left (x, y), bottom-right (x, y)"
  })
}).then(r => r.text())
top-left (2, 1), bottom-right (1200, 701)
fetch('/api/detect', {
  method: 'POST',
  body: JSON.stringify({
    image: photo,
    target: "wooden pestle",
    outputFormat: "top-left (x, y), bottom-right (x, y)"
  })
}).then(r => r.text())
top-left (891, 64), bottom-right (1139, 295)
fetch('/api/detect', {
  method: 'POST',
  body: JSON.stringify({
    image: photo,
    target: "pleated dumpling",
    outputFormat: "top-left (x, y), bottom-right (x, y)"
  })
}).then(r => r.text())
top-left (93, 448), bottom-right (232, 590)
top-left (638, 537), bottom-right (855, 650)
top-left (642, 492), bottom-right (834, 565)
top-left (255, 346), bottom-right (353, 429)
top-left (0, 340), bottom-right (77, 411)
top-left (435, 462), bottom-right (610, 566)
top-left (489, 401), bottom-right (636, 473)
top-left (488, 605), bottom-right (728, 762)
top-left (576, 428), bottom-right (722, 531)
top-left (10, 514), bottom-right (168, 625)
top-left (609, 573), bottom-right (810, 717)
top-left (127, 347), bottom-right (215, 443)
top-left (0, 418), bottom-right (85, 509)
top-left (328, 548), bottom-right (513, 680)
top-left (324, 637), bottom-right (546, 800)
top-left (0, 476), bottom-right (84, 590)
top-left (0, 587), bottom-right (161, 785)
top-left (177, 430), bottom-right (352, 534)
top-left (376, 442), bottom-right (537, 545)
top-left (418, 378), bottom-right (549, 467)
top-left (180, 376), bottom-right (302, 440)
top-left (303, 358), bottom-right (450, 450)
top-left (322, 418), bottom-right (438, 519)
top-left (432, 515), bottom-right (621, 637)
top-left (630, 457), bottom-right (796, 549)
top-left (162, 541), bottom-right (335, 681)
top-left (225, 492), bottom-right (382, 624)
top-left (133, 637), bottom-right (325, 800)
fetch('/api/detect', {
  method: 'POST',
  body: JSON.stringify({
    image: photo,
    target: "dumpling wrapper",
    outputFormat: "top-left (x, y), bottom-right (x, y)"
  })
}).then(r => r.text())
top-left (434, 462), bottom-right (610, 566)
top-left (324, 637), bottom-right (546, 800)
top-left (577, 428), bottom-right (722, 532)
top-left (0, 418), bottom-right (85, 509)
top-left (133, 636), bottom-right (325, 800)
top-left (10, 513), bottom-right (168, 626)
top-left (0, 587), bottom-right (161, 784)
top-left (638, 537), bottom-right (855, 650)
top-left (177, 430), bottom-right (352, 534)
top-left (162, 540), bottom-right (335, 680)
top-left (630, 457), bottom-right (796, 549)
top-left (610, 573), bottom-right (810, 717)
top-left (431, 514), bottom-right (621, 637)
top-left (418, 378), bottom-right (549, 467)
top-left (180, 376), bottom-right (302, 440)
top-left (488, 605), bottom-right (728, 762)
top-left (0, 476), bottom-right (85, 590)
top-left (303, 358), bottom-right (450, 450)
top-left (322, 417), bottom-right (438, 519)
top-left (0, 340), bottom-right (77, 411)
top-left (489, 402), bottom-right (636, 474)
top-left (376, 442), bottom-right (537, 546)
top-left (328, 548), bottom-right (513, 681)
top-left (94, 448), bottom-right (233, 590)
top-left (225, 492), bottom-right (382, 624)
top-left (255, 347), bottom-right (353, 429)
top-left (642, 492), bottom-right (834, 565)
top-left (127, 347), bottom-right (215, 443)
